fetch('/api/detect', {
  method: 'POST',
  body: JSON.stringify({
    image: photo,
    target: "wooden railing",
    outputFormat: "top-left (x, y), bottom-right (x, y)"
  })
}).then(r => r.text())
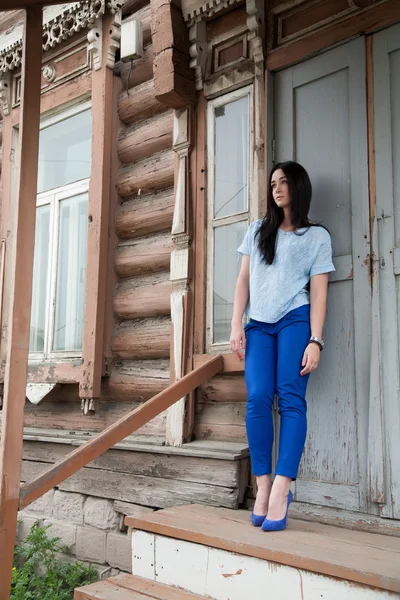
top-left (19, 354), bottom-right (224, 511)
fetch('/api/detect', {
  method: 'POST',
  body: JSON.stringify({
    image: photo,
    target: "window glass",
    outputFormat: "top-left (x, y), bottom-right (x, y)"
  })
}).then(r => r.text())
top-left (53, 193), bottom-right (88, 352)
top-left (214, 96), bottom-right (249, 219)
top-left (29, 204), bottom-right (50, 352)
top-left (37, 109), bottom-right (92, 194)
top-left (213, 221), bottom-right (247, 343)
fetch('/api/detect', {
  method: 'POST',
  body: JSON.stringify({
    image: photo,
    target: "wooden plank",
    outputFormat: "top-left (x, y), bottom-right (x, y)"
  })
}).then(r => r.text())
top-left (115, 189), bottom-right (174, 240)
top-left (115, 233), bottom-right (173, 278)
top-left (76, 574), bottom-right (206, 600)
top-left (11, 70), bottom-right (92, 128)
top-left (74, 579), bottom-right (148, 600)
top-left (20, 461), bottom-right (239, 509)
top-left (22, 441), bottom-right (240, 488)
top-left (113, 501), bottom-right (155, 517)
top-left (22, 428), bottom-right (248, 459)
top-left (117, 150), bottom-right (175, 198)
top-left (118, 111), bottom-right (173, 164)
top-left (126, 504), bottom-right (400, 594)
top-left (267, 0), bottom-right (400, 71)
top-left (12, 401), bottom-right (167, 435)
top-left (27, 361), bottom-right (82, 384)
top-left (366, 34), bottom-right (385, 506)
top-left (112, 318), bottom-right (171, 360)
top-left (194, 353), bottom-right (244, 373)
top-left (113, 277), bottom-right (172, 319)
top-left (19, 355), bottom-right (223, 509)
top-left (295, 480), bottom-right (360, 512)
top-left (80, 14), bottom-right (114, 403)
top-left (289, 501), bottom-right (400, 538)
top-left (103, 74), bottom-right (123, 374)
top-left (0, 6), bottom-right (43, 598)
top-left (109, 574), bottom-right (206, 599)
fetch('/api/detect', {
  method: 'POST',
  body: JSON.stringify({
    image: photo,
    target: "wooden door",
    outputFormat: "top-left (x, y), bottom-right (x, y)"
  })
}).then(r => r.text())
top-left (274, 38), bottom-right (371, 513)
top-left (373, 22), bottom-right (400, 519)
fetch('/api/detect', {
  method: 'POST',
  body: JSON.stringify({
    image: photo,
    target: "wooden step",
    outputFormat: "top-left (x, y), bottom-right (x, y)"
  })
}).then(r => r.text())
top-left (126, 503), bottom-right (400, 596)
top-left (75, 573), bottom-right (205, 599)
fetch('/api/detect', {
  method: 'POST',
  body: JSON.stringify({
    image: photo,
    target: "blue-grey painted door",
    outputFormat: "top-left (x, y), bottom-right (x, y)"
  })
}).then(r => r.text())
top-left (274, 38), bottom-right (371, 513)
top-left (372, 22), bottom-right (400, 519)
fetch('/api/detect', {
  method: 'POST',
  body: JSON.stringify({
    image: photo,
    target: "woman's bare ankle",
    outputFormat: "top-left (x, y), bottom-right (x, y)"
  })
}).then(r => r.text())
top-left (253, 475), bottom-right (272, 515)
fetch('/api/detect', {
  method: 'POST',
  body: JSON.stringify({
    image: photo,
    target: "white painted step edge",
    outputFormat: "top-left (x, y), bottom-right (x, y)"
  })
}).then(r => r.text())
top-left (131, 530), bottom-right (399, 600)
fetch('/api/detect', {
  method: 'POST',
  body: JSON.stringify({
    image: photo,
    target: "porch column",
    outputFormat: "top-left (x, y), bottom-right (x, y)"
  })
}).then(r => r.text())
top-left (0, 6), bottom-right (43, 597)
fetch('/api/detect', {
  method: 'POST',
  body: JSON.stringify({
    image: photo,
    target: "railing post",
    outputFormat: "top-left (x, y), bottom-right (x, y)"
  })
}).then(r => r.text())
top-left (0, 6), bottom-right (43, 597)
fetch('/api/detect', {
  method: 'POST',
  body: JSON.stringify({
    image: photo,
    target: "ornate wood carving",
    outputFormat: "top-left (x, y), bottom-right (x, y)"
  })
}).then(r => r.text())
top-left (182, 0), bottom-right (241, 23)
top-left (189, 21), bottom-right (207, 91)
top-left (0, 72), bottom-right (11, 117)
top-left (167, 108), bottom-right (192, 446)
top-left (87, 19), bottom-right (103, 71)
top-left (0, 0), bottom-right (126, 74)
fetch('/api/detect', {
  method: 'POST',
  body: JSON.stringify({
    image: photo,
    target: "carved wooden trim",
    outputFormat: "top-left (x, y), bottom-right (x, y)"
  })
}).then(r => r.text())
top-left (267, 0), bottom-right (388, 52)
top-left (0, 72), bottom-right (11, 117)
top-left (0, 0), bottom-right (125, 74)
top-left (189, 21), bottom-right (207, 91)
top-left (182, 0), bottom-right (242, 24)
top-left (12, 36), bottom-right (91, 108)
top-left (166, 108), bottom-right (192, 447)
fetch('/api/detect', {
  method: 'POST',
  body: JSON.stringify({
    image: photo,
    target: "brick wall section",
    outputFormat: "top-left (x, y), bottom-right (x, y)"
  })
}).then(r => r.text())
top-left (17, 490), bottom-right (134, 573)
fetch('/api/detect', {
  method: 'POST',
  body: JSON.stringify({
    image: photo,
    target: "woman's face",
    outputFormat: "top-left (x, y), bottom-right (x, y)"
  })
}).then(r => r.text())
top-left (271, 168), bottom-right (290, 209)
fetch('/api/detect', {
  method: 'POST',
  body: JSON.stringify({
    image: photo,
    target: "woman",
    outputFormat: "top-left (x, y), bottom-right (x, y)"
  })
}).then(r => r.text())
top-left (230, 161), bottom-right (335, 532)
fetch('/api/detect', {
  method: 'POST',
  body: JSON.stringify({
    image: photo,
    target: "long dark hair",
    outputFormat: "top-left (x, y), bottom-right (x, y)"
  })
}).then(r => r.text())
top-left (256, 161), bottom-right (315, 264)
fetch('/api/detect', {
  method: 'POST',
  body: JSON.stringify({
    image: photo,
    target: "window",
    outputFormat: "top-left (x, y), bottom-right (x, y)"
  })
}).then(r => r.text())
top-left (29, 102), bottom-right (92, 359)
top-left (206, 86), bottom-right (254, 348)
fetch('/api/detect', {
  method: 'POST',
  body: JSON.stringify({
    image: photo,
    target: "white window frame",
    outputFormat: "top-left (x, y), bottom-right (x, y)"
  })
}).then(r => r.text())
top-left (28, 100), bottom-right (92, 362)
top-left (206, 85), bottom-right (256, 352)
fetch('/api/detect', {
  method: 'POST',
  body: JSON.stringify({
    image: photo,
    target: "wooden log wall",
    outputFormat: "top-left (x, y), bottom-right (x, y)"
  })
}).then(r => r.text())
top-left (110, 0), bottom-right (176, 439)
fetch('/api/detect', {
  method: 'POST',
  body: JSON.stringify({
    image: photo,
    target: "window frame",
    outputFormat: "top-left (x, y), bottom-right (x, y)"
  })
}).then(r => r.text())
top-left (28, 100), bottom-right (92, 363)
top-left (206, 84), bottom-right (256, 352)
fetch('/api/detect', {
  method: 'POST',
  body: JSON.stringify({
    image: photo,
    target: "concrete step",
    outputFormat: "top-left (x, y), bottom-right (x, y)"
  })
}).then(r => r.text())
top-left (125, 503), bottom-right (400, 600)
top-left (75, 573), bottom-right (206, 600)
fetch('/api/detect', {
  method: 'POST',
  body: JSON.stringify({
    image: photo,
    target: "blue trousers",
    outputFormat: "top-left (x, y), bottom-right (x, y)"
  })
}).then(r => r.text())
top-left (244, 305), bottom-right (311, 480)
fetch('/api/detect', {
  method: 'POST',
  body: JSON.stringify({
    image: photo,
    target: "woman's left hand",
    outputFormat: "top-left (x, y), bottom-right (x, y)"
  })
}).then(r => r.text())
top-left (300, 343), bottom-right (320, 376)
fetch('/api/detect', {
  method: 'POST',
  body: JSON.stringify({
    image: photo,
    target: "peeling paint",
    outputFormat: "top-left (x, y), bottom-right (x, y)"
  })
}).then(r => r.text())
top-left (222, 569), bottom-right (242, 578)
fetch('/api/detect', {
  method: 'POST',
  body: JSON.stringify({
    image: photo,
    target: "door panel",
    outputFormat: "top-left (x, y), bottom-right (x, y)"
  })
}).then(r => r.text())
top-left (373, 22), bottom-right (400, 519)
top-left (275, 38), bottom-right (371, 513)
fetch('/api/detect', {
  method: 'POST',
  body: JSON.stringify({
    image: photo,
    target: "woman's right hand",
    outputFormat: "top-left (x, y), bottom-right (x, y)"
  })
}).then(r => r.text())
top-left (230, 322), bottom-right (246, 360)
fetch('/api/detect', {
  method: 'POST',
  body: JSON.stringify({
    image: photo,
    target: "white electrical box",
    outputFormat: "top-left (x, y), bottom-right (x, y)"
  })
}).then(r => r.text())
top-left (120, 19), bottom-right (144, 62)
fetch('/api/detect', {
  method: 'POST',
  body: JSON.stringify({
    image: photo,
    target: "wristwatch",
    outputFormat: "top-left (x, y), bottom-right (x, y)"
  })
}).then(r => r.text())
top-left (309, 336), bottom-right (324, 351)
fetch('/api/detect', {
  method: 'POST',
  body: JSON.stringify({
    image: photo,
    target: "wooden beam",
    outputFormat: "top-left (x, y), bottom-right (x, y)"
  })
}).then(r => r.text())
top-left (151, 0), bottom-right (196, 108)
top-left (80, 14), bottom-right (115, 402)
top-left (0, 6), bottom-right (43, 598)
top-left (19, 355), bottom-right (224, 510)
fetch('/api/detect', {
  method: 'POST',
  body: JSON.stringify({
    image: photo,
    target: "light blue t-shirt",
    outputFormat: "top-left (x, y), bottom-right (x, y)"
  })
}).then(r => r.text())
top-left (237, 219), bottom-right (335, 324)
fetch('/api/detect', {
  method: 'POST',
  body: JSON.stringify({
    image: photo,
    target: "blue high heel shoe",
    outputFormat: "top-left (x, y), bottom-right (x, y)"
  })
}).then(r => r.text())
top-left (261, 490), bottom-right (293, 532)
top-left (251, 512), bottom-right (267, 527)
